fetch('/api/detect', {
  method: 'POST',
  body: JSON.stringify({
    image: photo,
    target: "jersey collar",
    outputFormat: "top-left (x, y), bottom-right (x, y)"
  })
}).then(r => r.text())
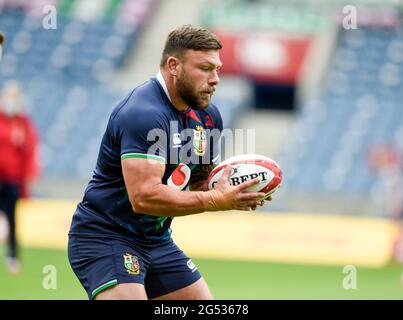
top-left (156, 70), bottom-right (172, 103)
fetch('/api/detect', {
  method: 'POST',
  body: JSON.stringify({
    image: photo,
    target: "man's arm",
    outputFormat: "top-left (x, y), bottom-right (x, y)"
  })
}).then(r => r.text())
top-left (122, 158), bottom-right (265, 217)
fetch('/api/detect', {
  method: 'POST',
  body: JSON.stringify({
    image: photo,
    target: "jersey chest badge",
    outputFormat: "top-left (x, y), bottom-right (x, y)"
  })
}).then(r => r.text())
top-left (123, 253), bottom-right (140, 275)
top-left (193, 126), bottom-right (207, 156)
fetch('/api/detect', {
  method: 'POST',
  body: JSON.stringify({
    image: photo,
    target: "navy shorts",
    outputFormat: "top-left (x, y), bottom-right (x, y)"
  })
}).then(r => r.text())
top-left (67, 235), bottom-right (201, 299)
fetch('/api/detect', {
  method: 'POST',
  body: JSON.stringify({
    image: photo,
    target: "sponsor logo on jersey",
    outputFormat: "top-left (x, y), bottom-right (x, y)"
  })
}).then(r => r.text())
top-left (167, 163), bottom-right (191, 190)
top-left (123, 253), bottom-right (140, 275)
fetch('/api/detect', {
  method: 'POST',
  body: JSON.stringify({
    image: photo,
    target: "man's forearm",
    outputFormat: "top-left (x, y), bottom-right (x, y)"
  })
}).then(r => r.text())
top-left (131, 183), bottom-right (216, 217)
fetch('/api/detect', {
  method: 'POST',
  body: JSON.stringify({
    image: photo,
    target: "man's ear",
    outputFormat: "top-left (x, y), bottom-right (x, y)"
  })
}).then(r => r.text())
top-left (167, 56), bottom-right (180, 77)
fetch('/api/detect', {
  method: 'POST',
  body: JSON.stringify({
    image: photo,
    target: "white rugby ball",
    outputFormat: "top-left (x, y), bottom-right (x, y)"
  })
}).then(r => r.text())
top-left (207, 154), bottom-right (282, 198)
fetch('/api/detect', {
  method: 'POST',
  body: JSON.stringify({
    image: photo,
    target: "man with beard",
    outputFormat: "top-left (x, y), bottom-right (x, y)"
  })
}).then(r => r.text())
top-left (68, 25), bottom-right (266, 300)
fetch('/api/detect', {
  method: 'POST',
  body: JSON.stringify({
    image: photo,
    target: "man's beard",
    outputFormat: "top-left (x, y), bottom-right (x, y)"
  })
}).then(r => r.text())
top-left (176, 73), bottom-right (213, 110)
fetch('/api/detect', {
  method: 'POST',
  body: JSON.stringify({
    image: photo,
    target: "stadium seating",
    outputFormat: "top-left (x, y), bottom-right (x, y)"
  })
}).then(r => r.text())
top-left (0, 1), bottom-right (153, 179)
top-left (279, 27), bottom-right (403, 196)
top-left (0, 1), bottom-right (249, 180)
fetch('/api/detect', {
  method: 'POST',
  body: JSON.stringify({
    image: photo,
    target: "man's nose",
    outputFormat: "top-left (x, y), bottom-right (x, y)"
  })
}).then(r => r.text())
top-left (208, 70), bottom-right (220, 85)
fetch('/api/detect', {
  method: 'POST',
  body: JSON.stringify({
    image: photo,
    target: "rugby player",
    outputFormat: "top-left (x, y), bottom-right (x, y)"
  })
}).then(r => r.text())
top-left (68, 25), bottom-right (266, 300)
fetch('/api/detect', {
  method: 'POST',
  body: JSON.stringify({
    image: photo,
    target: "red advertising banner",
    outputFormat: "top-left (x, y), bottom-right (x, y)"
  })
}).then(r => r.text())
top-left (216, 31), bottom-right (312, 85)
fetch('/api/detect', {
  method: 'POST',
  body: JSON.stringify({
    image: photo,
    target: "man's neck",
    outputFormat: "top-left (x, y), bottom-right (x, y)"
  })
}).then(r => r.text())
top-left (158, 69), bottom-right (188, 112)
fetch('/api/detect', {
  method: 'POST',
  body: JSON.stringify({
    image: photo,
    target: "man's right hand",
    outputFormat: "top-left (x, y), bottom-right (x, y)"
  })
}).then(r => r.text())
top-left (203, 166), bottom-right (266, 211)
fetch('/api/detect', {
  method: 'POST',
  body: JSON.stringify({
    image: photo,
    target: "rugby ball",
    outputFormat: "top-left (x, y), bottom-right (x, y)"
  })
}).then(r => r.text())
top-left (207, 154), bottom-right (282, 198)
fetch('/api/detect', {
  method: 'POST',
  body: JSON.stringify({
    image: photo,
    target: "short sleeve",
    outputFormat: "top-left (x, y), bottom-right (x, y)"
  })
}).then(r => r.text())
top-left (116, 108), bottom-right (168, 164)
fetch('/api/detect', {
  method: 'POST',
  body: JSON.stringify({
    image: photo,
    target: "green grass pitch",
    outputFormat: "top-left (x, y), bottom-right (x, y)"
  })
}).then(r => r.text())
top-left (0, 246), bottom-right (402, 299)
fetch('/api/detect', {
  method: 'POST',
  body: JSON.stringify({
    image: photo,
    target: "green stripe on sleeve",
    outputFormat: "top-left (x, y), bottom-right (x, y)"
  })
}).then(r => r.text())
top-left (121, 153), bottom-right (166, 163)
top-left (91, 279), bottom-right (118, 298)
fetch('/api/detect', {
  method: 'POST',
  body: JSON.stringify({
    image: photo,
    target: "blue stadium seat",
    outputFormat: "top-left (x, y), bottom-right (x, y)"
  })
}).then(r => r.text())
top-left (0, 6), bottom-right (152, 177)
top-left (279, 27), bottom-right (403, 196)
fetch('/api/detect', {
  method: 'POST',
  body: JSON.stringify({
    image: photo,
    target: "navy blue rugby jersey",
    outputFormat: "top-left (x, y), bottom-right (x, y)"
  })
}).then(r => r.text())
top-left (68, 77), bottom-right (223, 243)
